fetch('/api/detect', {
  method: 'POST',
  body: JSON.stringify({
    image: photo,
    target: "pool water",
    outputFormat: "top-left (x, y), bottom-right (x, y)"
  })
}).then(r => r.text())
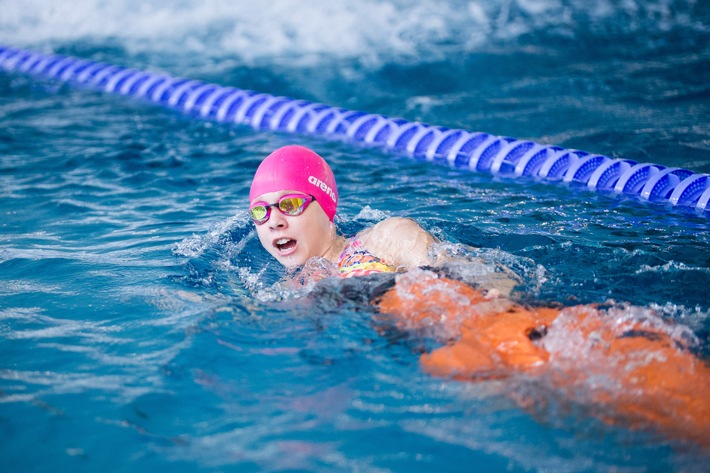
top-left (1, 1), bottom-right (709, 471)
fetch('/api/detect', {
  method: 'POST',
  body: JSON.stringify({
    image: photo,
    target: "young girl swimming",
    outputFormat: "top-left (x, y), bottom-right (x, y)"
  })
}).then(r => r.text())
top-left (249, 144), bottom-right (436, 278)
top-left (249, 144), bottom-right (710, 448)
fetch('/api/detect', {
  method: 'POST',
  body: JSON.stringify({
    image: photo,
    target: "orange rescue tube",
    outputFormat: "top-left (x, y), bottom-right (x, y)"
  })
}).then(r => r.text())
top-left (376, 271), bottom-right (710, 447)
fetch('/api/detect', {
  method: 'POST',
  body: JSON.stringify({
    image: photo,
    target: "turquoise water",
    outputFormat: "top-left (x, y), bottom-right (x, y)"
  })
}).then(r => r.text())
top-left (2, 1), bottom-right (710, 471)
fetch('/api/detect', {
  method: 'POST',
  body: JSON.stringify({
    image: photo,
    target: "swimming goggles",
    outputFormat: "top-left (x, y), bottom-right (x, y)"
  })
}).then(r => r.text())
top-left (249, 194), bottom-right (316, 225)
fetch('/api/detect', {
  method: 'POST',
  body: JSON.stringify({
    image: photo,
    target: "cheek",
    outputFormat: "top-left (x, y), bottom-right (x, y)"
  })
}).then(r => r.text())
top-left (255, 226), bottom-right (274, 252)
top-left (302, 217), bottom-right (332, 249)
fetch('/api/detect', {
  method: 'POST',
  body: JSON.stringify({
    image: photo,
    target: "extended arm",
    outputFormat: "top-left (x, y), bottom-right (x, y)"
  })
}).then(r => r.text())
top-left (358, 217), bottom-right (436, 270)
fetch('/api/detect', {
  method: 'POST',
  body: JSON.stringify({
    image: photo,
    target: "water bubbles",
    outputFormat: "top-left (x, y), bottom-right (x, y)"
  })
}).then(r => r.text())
top-left (541, 302), bottom-right (700, 382)
top-left (172, 212), bottom-right (251, 259)
top-left (349, 205), bottom-right (390, 222)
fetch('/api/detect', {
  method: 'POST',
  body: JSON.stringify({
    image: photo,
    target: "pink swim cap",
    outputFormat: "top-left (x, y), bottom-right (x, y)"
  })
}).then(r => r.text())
top-left (249, 145), bottom-right (338, 221)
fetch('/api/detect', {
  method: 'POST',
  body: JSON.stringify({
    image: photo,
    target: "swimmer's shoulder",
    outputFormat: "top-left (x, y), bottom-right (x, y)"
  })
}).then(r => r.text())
top-left (357, 217), bottom-right (436, 269)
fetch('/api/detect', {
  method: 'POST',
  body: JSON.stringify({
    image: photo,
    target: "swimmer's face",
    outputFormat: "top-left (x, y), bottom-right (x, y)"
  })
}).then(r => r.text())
top-left (251, 190), bottom-right (336, 268)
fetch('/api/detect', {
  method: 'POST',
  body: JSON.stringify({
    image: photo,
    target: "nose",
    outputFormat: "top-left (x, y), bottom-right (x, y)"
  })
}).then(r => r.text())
top-left (268, 208), bottom-right (288, 229)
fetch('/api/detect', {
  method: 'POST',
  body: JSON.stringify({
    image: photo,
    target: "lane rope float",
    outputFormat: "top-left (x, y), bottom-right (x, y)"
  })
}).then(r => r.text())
top-left (2, 45), bottom-right (709, 213)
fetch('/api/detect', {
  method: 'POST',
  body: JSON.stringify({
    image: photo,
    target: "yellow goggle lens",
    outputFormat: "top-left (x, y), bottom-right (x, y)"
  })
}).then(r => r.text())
top-left (249, 206), bottom-right (268, 222)
top-left (278, 197), bottom-right (306, 214)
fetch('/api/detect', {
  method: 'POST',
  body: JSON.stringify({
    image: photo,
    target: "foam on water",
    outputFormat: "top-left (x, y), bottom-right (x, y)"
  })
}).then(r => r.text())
top-left (1, 0), bottom-right (704, 67)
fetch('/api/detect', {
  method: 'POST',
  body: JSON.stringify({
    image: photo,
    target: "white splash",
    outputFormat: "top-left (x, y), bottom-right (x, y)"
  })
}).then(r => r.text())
top-left (1, 0), bottom-right (698, 67)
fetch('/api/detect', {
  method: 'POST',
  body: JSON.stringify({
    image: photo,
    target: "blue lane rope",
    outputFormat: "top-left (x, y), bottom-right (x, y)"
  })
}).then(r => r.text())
top-left (2, 45), bottom-right (709, 213)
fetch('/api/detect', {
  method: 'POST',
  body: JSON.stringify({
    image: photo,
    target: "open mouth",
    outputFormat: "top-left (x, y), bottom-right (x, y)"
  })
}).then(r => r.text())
top-left (274, 237), bottom-right (297, 253)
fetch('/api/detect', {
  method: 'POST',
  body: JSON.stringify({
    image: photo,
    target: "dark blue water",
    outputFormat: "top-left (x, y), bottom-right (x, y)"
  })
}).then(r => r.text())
top-left (2, 1), bottom-right (709, 471)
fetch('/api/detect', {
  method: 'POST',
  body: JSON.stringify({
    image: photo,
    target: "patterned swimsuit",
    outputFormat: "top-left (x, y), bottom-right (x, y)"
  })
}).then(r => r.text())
top-left (337, 238), bottom-right (396, 278)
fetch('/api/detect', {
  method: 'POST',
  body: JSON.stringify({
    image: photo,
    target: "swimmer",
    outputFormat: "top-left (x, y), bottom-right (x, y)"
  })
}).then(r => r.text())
top-left (248, 145), bottom-right (710, 447)
top-left (248, 144), bottom-right (437, 278)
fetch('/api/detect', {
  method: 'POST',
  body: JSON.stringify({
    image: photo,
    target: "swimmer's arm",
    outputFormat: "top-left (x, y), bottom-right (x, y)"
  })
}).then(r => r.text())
top-left (358, 217), bottom-right (437, 269)
top-left (360, 217), bottom-right (520, 298)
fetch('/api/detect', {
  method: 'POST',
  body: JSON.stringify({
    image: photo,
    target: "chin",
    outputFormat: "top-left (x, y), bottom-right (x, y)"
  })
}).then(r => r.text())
top-left (277, 254), bottom-right (306, 269)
